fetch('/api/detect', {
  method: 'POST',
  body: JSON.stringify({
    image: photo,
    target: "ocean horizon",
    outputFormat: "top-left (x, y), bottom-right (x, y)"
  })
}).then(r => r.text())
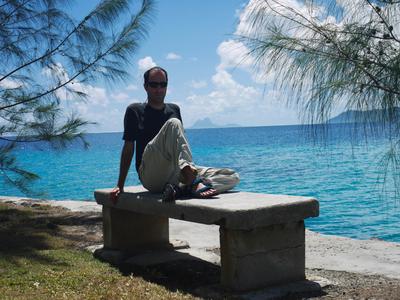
top-left (1, 123), bottom-right (399, 243)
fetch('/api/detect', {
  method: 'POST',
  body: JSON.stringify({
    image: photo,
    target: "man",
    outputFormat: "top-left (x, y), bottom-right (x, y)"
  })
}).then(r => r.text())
top-left (111, 66), bottom-right (239, 202)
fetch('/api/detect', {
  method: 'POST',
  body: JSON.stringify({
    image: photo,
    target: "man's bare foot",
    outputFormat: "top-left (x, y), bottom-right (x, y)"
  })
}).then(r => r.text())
top-left (191, 178), bottom-right (218, 198)
top-left (181, 165), bottom-right (197, 185)
top-left (192, 182), bottom-right (218, 198)
top-left (181, 166), bottom-right (218, 198)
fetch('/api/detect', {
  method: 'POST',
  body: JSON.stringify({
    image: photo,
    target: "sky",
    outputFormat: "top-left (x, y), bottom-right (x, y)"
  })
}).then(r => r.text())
top-left (68, 0), bottom-right (302, 133)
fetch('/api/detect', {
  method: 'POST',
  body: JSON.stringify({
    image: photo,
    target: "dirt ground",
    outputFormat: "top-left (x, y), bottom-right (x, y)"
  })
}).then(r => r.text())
top-left (2, 199), bottom-right (400, 299)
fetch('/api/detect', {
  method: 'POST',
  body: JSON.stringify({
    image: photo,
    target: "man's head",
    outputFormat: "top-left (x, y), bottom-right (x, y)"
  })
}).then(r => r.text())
top-left (144, 66), bottom-right (168, 85)
top-left (144, 66), bottom-right (168, 108)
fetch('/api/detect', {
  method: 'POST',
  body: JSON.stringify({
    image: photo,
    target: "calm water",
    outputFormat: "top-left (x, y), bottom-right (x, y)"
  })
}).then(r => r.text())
top-left (1, 124), bottom-right (399, 242)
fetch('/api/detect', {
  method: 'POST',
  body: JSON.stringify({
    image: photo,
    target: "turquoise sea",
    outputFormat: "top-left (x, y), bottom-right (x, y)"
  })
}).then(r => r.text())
top-left (1, 124), bottom-right (399, 242)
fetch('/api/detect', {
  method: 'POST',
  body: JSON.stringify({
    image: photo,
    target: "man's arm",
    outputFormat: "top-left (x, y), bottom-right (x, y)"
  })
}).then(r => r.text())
top-left (111, 141), bottom-right (134, 203)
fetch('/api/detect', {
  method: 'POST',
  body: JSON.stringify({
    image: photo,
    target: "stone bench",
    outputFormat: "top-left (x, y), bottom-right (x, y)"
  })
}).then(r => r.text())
top-left (94, 186), bottom-right (319, 291)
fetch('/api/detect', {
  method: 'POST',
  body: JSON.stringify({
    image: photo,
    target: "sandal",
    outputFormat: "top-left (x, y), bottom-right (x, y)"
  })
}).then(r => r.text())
top-left (191, 177), bottom-right (218, 198)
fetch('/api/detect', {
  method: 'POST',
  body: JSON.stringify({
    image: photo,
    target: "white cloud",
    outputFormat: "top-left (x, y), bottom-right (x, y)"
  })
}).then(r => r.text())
top-left (29, 61), bottom-right (127, 132)
top-left (0, 77), bottom-right (23, 89)
top-left (166, 52), bottom-right (182, 60)
top-left (212, 69), bottom-right (237, 89)
top-left (211, 69), bottom-right (260, 109)
top-left (182, 68), bottom-right (299, 127)
top-left (216, 39), bottom-right (274, 84)
top-left (217, 40), bottom-right (253, 72)
top-left (189, 80), bottom-right (207, 89)
top-left (138, 56), bottom-right (156, 72)
top-left (236, 0), bottom-right (318, 37)
top-left (182, 69), bottom-right (261, 122)
top-left (42, 62), bottom-right (69, 82)
top-left (125, 84), bottom-right (138, 91)
top-left (72, 83), bottom-right (109, 106)
top-left (235, 0), bottom-right (335, 50)
top-left (64, 84), bottom-right (118, 132)
top-left (92, 108), bottom-right (124, 132)
top-left (40, 62), bottom-right (109, 108)
top-left (237, 0), bottom-right (385, 42)
top-left (230, 0), bottom-right (340, 86)
top-left (78, 106), bottom-right (124, 133)
top-left (111, 92), bottom-right (130, 103)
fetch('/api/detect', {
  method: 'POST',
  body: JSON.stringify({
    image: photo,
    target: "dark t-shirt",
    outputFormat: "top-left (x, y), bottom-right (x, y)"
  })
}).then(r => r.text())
top-left (122, 102), bottom-right (182, 172)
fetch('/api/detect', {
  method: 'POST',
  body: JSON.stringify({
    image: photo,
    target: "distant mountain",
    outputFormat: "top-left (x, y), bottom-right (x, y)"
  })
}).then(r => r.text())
top-left (328, 108), bottom-right (400, 124)
top-left (190, 117), bottom-right (241, 129)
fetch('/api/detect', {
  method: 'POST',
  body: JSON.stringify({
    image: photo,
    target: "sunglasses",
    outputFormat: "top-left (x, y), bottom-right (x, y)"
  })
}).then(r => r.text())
top-left (147, 81), bottom-right (168, 88)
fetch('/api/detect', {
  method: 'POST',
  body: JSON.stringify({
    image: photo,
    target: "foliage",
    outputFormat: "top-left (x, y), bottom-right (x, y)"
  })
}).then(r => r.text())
top-left (0, 0), bottom-right (154, 193)
top-left (239, 0), bottom-right (400, 196)
top-left (240, 0), bottom-right (400, 121)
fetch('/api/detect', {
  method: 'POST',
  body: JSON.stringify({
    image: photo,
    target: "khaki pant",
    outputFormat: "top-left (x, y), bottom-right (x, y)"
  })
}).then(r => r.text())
top-left (139, 118), bottom-right (239, 193)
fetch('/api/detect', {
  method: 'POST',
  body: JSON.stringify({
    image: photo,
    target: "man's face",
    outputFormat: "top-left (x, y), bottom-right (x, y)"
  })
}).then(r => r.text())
top-left (144, 69), bottom-right (167, 105)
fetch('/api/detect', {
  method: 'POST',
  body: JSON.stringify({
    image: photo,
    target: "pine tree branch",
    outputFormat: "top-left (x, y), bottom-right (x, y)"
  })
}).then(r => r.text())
top-left (0, 14), bottom-right (89, 84)
top-left (365, 0), bottom-right (400, 43)
top-left (0, 0), bottom-right (33, 27)
top-left (0, 0), bottom-right (152, 110)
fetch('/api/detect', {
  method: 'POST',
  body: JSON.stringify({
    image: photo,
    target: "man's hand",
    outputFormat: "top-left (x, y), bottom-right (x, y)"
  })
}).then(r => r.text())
top-left (110, 187), bottom-right (123, 205)
top-left (112, 141), bottom-right (133, 205)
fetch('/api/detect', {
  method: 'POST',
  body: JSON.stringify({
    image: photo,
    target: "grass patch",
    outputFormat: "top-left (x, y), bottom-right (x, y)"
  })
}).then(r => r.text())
top-left (0, 202), bottom-right (196, 299)
top-left (0, 249), bottom-right (190, 299)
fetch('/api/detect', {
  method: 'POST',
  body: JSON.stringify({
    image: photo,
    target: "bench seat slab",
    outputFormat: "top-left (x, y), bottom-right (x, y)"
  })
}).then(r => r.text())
top-left (95, 186), bottom-right (319, 230)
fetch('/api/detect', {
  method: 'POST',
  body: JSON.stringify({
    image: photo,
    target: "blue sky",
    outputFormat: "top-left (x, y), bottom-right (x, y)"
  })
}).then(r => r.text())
top-left (69, 1), bottom-right (300, 132)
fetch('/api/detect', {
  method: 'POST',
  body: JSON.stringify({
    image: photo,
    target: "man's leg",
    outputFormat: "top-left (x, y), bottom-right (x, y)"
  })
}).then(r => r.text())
top-left (139, 118), bottom-right (225, 198)
top-left (139, 118), bottom-right (195, 192)
top-left (196, 166), bottom-right (240, 193)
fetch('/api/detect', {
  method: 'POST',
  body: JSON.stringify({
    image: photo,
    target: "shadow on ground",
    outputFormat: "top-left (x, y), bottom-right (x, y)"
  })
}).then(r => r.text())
top-left (111, 258), bottom-right (327, 299)
top-left (119, 259), bottom-right (222, 296)
top-left (0, 201), bottom-right (102, 266)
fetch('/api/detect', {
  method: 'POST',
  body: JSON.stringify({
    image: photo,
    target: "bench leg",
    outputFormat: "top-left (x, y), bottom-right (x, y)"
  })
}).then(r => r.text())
top-left (220, 221), bottom-right (305, 291)
top-left (102, 206), bottom-right (169, 252)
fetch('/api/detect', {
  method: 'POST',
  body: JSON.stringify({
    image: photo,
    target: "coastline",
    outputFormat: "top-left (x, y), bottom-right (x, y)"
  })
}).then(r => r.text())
top-left (1, 195), bottom-right (399, 281)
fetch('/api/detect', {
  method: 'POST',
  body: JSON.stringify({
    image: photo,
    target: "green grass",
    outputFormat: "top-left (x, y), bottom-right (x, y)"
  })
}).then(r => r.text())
top-left (0, 203), bottom-right (196, 299)
top-left (0, 249), bottom-right (189, 299)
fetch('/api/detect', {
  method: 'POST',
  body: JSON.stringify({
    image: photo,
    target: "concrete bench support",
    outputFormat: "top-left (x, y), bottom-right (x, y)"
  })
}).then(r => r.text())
top-left (220, 221), bottom-right (305, 290)
top-left (103, 206), bottom-right (170, 251)
top-left (95, 186), bottom-right (319, 291)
